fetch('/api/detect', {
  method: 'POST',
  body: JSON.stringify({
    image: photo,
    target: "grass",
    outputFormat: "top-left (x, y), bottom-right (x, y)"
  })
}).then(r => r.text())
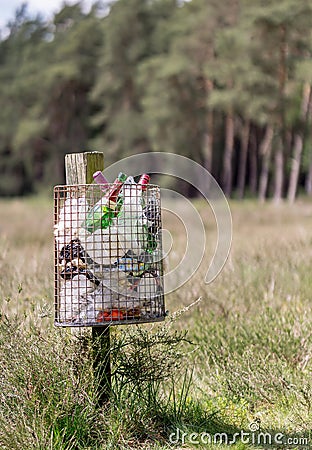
top-left (0, 195), bottom-right (312, 449)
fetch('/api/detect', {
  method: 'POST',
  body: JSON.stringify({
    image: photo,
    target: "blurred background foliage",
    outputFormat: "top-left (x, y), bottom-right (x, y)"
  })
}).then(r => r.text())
top-left (0, 0), bottom-right (312, 201)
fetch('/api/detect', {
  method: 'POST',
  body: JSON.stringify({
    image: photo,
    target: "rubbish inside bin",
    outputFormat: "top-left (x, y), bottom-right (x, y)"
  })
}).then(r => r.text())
top-left (54, 173), bottom-right (165, 326)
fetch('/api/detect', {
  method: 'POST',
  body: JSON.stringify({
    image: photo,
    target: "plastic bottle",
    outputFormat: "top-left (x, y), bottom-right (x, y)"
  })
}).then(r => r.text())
top-left (116, 175), bottom-right (135, 213)
top-left (93, 171), bottom-right (109, 191)
top-left (117, 173), bottom-right (158, 254)
top-left (140, 178), bottom-right (159, 253)
top-left (138, 173), bottom-right (157, 253)
top-left (117, 177), bottom-right (146, 254)
top-left (83, 172), bottom-right (127, 233)
top-left (138, 173), bottom-right (150, 190)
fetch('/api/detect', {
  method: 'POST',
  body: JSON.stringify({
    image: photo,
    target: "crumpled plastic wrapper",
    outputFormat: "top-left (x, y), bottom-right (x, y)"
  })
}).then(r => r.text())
top-left (59, 269), bottom-right (142, 322)
top-left (82, 226), bottom-right (123, 266)
top-left (136, 273), bottom-right (159, 299)
top-left (59, 274), bottom-right (95, 321)
top-left (54, 197), bottom-right (89, 246)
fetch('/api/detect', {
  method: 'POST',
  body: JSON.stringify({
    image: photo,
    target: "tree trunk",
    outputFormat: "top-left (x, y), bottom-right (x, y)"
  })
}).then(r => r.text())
top-left (222, 110), bottom-right (234, 197)
top-left (237, 120), bottom-right (250, 199)
top-left (273, 137), bottom-right (284, 203)
top-left (278, 25), bottom-right (287, 142)
top-left (273, 24), bottom-right (287, 203)
top-left (258, 125), bottom-right (274, 202)
top-left (305, 162), bottom-right (312, 195)
top-left (196, 109), bottom-right (214, 195)
top-left (203, 109), bottom-right (214, 174)
top-left (287, 134), bottom-right (303, 202)
top-left (287, 83), bottom-right (311, 203)
top-left (305, 91), bottom-right (312, 195)
top-left (249, 131), bottom-right (258, 195)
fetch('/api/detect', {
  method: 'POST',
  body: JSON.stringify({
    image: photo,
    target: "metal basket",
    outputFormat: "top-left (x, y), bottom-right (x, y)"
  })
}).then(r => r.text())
top-left (54, 182), bottom-right (165, 327)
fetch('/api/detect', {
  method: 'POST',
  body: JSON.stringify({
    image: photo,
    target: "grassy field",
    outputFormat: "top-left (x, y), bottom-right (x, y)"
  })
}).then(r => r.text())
top-left (0, 195), bottom-right (311, 449)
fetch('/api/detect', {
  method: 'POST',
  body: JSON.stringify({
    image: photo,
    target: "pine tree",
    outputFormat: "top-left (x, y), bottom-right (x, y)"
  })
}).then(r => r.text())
top-left (90, 0), bottom-right (165, 162)
top-left (0, 4), bottom-right (49, 194)
top-left (244, 0), bottom-right (312, 201)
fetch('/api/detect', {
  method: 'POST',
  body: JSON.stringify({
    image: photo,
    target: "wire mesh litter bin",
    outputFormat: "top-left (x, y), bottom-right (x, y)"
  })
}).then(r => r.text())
top-left (54, 178), bottom-right (165, 326)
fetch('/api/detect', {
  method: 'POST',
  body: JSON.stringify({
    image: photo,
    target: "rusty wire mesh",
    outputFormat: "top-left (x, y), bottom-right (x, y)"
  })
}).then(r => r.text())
top-left (54, 182), bottom-right (165, 326)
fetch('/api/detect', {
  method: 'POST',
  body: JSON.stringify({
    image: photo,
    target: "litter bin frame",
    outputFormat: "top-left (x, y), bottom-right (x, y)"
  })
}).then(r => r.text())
top-left (54, 182), bottom-right (165, 328)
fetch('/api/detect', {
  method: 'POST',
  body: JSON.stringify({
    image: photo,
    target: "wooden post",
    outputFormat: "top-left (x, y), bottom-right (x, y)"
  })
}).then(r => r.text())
top-left (65, 151), bottom-right (105, 184)
top-left (65, 151), bottom-right (111, 406)
top-left (92, 325), bottom-right (111, 405)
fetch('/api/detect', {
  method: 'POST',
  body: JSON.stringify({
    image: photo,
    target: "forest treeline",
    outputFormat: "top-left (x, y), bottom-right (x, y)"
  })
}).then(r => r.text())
top-left (1, 0), bottom-right (312, 200)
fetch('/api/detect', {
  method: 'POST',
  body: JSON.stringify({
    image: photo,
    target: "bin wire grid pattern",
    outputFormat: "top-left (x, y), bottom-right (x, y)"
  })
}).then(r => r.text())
top-left (54, 183), bottom-right (165, 326)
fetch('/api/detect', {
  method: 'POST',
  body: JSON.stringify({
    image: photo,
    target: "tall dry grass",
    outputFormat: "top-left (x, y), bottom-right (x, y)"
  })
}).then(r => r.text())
top-left (0, 195), bottom-right (312, 449)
